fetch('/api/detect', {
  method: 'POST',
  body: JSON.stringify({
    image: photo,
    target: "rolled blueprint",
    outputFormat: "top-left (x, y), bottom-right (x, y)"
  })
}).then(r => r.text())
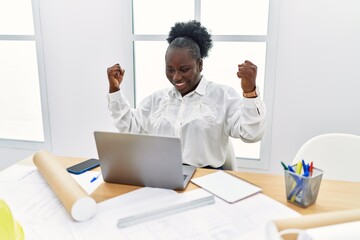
top-left (33, 151), bottom-right (97, 221)
top-left (267, 208), bottom-right (360, 240)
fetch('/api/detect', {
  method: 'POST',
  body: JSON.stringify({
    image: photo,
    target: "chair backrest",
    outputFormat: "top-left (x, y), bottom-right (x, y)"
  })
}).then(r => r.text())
top-left (222, 139), bottom-right (237, 171)
top-left (292, 133), bottom-right (360, 182)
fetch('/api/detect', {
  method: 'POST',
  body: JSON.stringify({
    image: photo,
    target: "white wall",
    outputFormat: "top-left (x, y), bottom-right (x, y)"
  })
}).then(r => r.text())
top-left (34, 0), bottom-right (133, 159)
top-left (268, 0), bottom-right (360, 174)
top-left (1, 0), bottom-right (360, 174)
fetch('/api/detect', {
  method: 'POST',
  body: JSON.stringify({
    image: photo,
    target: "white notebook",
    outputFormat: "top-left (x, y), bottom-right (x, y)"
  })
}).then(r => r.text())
top-left (191, 171), bottom-right (262, 203)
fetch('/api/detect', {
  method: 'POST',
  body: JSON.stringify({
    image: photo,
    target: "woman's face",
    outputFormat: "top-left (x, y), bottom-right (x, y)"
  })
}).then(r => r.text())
top-left (165, 47), bottom-right (203, 96)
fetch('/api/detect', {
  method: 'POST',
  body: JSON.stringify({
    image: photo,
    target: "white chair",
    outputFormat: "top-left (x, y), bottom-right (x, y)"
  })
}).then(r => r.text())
top-left (222, 139), bottom-right (237, 171)
top-left (292, 133), bottom-right (360, 182)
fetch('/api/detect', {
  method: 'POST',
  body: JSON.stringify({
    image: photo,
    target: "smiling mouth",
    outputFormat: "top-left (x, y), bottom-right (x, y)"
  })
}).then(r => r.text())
top-left (173, 81), bottom-right (187, 90)
top-left (175, 82), bottom-right (186, 87)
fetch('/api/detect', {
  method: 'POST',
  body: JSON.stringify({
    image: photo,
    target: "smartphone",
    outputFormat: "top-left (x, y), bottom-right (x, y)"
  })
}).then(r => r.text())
top-left (66, 158), bottom-right (100, 175)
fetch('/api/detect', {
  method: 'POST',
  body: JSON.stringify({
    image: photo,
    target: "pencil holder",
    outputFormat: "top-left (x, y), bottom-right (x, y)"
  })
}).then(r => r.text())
top-left (284, 166), bottom-right (323, 208)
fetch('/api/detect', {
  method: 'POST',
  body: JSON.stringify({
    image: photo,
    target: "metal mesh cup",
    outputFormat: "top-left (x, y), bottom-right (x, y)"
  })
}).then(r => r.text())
top-left (284, 166), bottom-right (323, 208)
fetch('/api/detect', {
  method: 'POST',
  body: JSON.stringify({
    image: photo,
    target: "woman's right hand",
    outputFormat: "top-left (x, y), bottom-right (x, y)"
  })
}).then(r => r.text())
top-left (107, 63), bottom-right (125, 93)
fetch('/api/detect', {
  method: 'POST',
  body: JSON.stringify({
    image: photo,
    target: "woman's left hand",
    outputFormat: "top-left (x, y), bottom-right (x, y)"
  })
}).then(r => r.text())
top-left (237, 60), bottom-right (257, 92)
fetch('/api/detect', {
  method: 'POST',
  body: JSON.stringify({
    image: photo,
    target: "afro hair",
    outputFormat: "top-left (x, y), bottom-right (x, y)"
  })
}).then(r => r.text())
top-left (167, 20), bottom-right (213, 58)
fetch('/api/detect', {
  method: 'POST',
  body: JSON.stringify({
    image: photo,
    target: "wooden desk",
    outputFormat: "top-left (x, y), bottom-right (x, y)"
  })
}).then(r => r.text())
top-left (26, 155), bottom-right (360, 216)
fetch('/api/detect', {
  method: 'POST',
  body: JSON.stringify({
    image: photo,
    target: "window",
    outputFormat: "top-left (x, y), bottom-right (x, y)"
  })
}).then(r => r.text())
top-left (0, 0), bottom-right (50, 149)
top-left (130, 0), bottom-right (276, 169)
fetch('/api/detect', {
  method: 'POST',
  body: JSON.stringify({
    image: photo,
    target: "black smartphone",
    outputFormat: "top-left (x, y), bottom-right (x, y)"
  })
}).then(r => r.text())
top-left (66, 158), bottom-right (100, 175)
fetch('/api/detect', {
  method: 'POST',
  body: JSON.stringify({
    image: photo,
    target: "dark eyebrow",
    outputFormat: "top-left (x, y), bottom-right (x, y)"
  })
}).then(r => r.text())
top-left (166, 65), bottom-right (192, 69)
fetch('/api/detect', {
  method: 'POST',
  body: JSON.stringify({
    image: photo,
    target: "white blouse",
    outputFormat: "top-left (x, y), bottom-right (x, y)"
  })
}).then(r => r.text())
top-left (107, 78), bottom-right (266, 167)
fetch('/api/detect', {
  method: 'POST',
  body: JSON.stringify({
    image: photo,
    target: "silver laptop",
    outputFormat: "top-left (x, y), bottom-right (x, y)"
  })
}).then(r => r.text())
top-left (94, 131), bottom-right (196, 190)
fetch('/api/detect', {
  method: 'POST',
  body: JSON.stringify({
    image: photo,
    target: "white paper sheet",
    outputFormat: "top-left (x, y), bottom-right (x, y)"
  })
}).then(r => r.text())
top-left (69, 188), bottom-right (300, 240)
top-left (0, 165), bottom-right (76, 240)
top-left (1, 165), bottom-right (300, 240)
top-left (70, 171), bottom-right (103, 195)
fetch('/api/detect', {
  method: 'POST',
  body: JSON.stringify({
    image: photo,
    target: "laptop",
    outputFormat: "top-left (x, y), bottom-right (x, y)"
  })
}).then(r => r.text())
top-left (93, 131), bottom-right (196, 190)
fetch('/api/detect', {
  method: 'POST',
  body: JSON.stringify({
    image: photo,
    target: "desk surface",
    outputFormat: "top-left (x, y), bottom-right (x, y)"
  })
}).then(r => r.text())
top-left (21, 155), bottom-right (360, 216)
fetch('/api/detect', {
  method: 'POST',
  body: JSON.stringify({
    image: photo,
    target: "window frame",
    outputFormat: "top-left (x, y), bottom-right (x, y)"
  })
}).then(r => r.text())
top-left (127, 0), bottom-right (278, 170)
top-left (0, 0), bottom-right (51, 150)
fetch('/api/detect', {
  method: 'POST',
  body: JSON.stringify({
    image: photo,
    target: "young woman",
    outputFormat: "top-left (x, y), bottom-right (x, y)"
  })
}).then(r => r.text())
top-left (106, 20), bottom-right (266, 169)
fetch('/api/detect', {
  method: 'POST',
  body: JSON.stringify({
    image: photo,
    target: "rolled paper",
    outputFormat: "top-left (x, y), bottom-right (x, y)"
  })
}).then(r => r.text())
top-left (267, 208), bottom-right (360, 240)
top-left (33, 151), bottom-right (97, 221)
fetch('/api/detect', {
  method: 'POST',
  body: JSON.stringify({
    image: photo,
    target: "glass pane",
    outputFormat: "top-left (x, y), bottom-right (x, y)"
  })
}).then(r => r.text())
top-left (233, 138), bottom-right (260, 159)
top-left (133, 0), bottom-right (194, 35)
top-left (0, 0), bottom-right (34, 35)
top-left (0, 41), bottom-right (44, 141)
top-left (134, 41), bottom-right (169, 105)
top-left (134, 41), bottom-right (265, 159)
top-left (201, 0), bottom-right (269, 35)
top-left (202, 42), bottom-right (266, 95)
